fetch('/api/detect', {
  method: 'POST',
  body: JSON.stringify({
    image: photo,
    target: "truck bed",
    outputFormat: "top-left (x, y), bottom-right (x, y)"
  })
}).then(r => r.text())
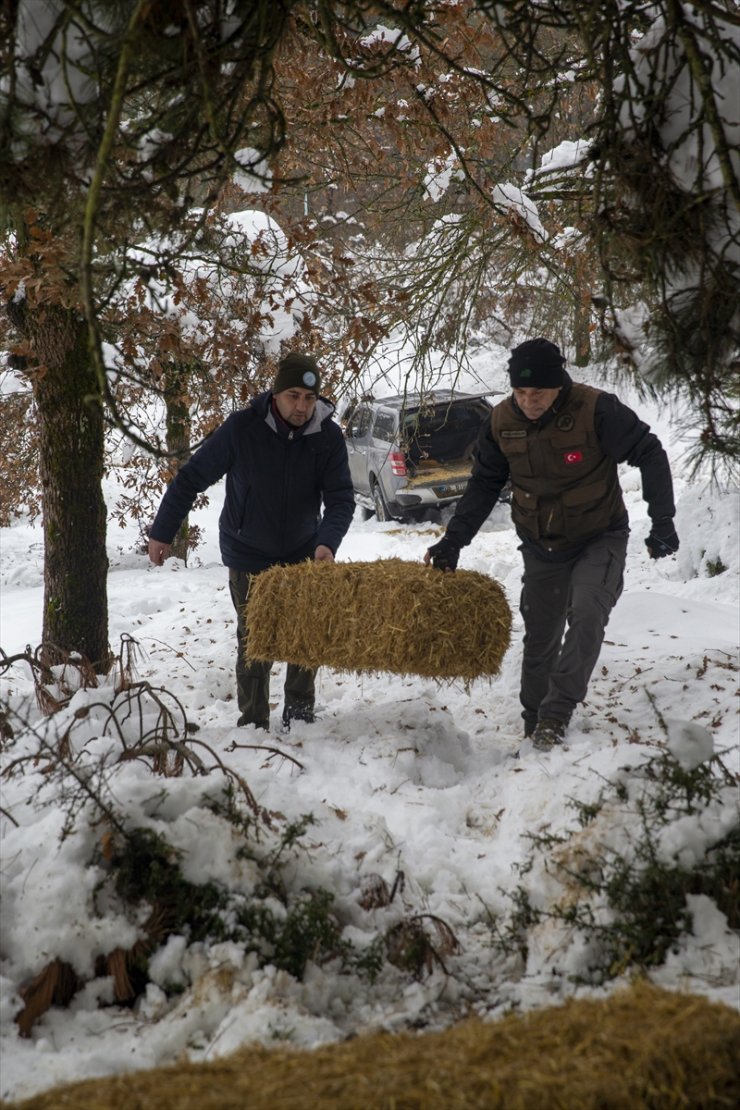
top-left (404, 457), bottom-right (472, 488)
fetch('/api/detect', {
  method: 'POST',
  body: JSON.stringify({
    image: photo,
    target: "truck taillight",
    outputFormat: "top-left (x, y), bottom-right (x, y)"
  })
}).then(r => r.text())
top-left (390, 451), bottom-right (407, 476)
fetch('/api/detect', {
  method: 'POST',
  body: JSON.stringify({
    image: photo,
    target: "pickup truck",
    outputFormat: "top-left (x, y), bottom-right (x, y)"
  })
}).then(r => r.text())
top-left (340, 389), bottom-right (506, 521)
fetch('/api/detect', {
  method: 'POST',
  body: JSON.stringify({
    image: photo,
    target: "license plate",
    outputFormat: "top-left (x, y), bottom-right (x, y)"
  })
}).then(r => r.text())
top-left (435, 480), bottom-right (467, 495)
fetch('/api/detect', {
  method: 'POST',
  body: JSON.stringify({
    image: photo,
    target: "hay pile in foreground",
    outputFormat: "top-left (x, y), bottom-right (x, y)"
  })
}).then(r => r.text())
top-left (245, 558), bottom-right (512, 682)
top-left (9, 982), bottom-right (740, 1109)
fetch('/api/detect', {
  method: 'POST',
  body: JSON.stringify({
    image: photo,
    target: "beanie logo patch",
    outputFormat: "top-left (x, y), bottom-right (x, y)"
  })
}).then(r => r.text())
top-left (302, 371), bottom-right (317, 388)
top-left (563, 450), bottom-right (583, 465)
top-left (520, 367), bottom-right (532, 379)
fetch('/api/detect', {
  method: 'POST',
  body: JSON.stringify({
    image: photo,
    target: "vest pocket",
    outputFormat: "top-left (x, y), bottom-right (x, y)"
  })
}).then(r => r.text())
top-left (511, 485), bottom-right (540, 537)
top-left (561, 480), bottom-right (607, 507)
top-left (499, 435), bottom-right (532, 476)
top-left (548, 436), bottom-right (598, 474)
top-left (561, 479), bottom-right (608, 532)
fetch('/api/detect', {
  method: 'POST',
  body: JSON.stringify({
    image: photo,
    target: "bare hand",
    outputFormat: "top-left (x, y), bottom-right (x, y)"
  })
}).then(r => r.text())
top-left (148, 539), bottom-right (171, 566)
top-left (314, 544), bottom-right (334, 563)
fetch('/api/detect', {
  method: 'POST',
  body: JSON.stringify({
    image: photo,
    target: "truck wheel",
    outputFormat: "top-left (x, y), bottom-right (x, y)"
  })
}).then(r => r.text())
top-left (372, 482), bottom-right (392, 522)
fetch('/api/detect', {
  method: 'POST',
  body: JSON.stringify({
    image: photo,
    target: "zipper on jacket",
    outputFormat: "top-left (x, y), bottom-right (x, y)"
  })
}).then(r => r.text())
top-left (280, 436), bottom-right (293, 548)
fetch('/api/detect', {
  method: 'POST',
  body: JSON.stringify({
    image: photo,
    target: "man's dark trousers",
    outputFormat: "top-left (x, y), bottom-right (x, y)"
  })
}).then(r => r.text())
top-left (229, 569), bottom-right (316, 728)
top-left (519, 529), bottom-right (628, 731)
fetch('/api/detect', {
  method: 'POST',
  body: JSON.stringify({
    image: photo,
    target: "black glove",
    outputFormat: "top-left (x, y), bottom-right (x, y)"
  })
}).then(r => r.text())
top-left (426, 536), bottom-right (461, 571)
top-left (645, 519), bottom-right (679, 559)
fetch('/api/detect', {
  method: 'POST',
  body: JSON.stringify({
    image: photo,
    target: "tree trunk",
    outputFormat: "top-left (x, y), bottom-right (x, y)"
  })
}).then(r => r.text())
top-left (31, 306), bottom-right (110, 670)
top-left (164, 363), bottom-right (192, 563)
top-left (573, 288), bottom-right (592, 368)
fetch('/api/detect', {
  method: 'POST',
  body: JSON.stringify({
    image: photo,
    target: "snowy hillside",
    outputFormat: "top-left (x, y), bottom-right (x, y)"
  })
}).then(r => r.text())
top-left (1, 378), bottom-right (738, 1102)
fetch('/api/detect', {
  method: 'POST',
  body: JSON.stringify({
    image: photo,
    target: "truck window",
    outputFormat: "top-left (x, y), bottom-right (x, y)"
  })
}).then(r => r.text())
top-left (372, 410), bottom-right (397, 443)
top-left (351, 404), bottom-right (373, 438)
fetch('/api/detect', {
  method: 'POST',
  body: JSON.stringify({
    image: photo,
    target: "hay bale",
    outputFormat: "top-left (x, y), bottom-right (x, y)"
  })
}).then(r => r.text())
top-left (245, 559), bottom-right (512, 682)
top-left (9, 982), bottom-right (740, 1109)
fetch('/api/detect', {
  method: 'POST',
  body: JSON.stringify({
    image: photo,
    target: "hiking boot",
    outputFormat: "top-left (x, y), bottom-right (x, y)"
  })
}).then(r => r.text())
top-left (237, 713), bottom-right (269, 730)
top-left (281, 702), bottom-right (315, 731)
top-left (531, 717), bottom-right (567, 752)
top-left (523, 716), bottom-right (537, 739)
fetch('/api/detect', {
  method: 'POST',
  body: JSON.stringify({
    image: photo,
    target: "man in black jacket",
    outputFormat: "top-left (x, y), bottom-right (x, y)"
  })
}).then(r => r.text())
top-left (425, 338), bottom-right (678, 752)
top-left (149, 353), bottom-right (355, 730)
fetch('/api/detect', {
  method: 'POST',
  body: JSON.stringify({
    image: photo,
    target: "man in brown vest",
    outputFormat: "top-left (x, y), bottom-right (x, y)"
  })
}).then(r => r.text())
top-left (424, 338), bottom-right (678, 752)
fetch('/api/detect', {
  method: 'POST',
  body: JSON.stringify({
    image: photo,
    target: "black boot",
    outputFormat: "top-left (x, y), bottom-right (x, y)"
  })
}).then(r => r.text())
top-left (281, 701), bottom-right (315, 730)
top-left (237, 713), bottom-right (269, 730)
top-left (531, 717), bottom-right (567, 752)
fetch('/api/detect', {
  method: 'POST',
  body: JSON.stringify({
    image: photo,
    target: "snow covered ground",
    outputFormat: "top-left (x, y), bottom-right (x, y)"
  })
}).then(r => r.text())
top-left (1, 377), bottom-right (738, 1101)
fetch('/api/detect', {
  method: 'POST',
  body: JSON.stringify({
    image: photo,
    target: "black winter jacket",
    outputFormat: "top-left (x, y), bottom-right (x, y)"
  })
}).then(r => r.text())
top-left (150, 391), bottom-right (355, 572)
top-left (445, 372), bottom-right (675, 561)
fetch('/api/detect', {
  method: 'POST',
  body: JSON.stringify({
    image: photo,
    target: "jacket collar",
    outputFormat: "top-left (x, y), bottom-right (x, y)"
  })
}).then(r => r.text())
top-left (252, 389), bottom-right (334, 437)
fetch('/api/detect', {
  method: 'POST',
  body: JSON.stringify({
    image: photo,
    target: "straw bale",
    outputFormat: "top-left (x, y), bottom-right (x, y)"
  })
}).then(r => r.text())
top-left (245, 559), bottom-right (512, 682)
top-left (8, 982), bottom-right (740, 1109)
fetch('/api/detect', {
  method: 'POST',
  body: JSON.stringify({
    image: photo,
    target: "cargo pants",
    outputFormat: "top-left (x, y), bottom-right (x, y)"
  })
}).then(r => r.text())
top-left (228, 569), bottom-right (316, 729)
top-left (519, 528), bottom-right (628, 732)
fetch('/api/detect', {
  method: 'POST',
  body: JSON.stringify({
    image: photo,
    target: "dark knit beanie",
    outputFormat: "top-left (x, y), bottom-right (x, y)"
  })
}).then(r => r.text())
top-left (273, 353), bottom-right (321, 395)
top-left (508, 338), bottom-right (565, 389)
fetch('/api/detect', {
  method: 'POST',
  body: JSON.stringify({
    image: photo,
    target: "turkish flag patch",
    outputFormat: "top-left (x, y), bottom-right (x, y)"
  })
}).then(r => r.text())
top-left (564, 450), bottom-right (583, 464)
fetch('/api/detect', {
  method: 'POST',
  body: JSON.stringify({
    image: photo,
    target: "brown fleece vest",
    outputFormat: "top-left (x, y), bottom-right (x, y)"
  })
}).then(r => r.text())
top-left (491, 383), bottom-right (625, 550)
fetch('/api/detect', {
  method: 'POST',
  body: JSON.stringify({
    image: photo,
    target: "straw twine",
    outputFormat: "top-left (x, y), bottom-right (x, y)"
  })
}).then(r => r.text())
top-left (245, 558), bottom-right (512, 682)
